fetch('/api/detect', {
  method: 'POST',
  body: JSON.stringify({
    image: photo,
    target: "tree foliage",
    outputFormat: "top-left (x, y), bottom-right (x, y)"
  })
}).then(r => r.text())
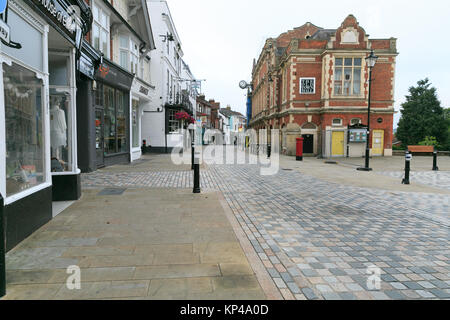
top-left (396, 79), bottom-right (449, 149)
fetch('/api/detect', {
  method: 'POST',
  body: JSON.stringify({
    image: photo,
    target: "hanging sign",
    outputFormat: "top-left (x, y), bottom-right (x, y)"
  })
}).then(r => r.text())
top-left (0, 0), bottom-right (22, 49)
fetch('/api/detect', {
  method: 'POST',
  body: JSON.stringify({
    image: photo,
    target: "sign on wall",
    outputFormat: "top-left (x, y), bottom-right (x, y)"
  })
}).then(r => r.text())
top-left (300, 78), bottom-right (315, 94)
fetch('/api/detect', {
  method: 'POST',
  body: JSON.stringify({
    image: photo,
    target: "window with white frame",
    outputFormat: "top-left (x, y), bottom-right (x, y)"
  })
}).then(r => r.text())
top-left (334, 57), bottom-right (362, 96)
top-left (119, 35), bottom-right (139, 74)
top-left (92, 2), bottom-right (110, 59)
top-left (168, 109), bottom-right (180, 133)
top-left (300, 78), bottom-right (316, 94)
top-left (332, 118), bottom-right (343, 126)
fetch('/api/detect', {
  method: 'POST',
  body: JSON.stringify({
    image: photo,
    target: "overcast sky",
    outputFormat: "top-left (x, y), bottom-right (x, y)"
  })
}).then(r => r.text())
top-left (166, 0), bottom-right (450, 126)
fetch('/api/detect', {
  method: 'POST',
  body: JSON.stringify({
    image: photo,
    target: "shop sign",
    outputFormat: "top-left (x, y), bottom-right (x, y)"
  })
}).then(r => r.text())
top-left (31, 0), bottom-right (81, 41)
top-left (78, 54), bottom-right (95, 79)
top-left (0, 18), bottom-right (9, 43)
top-left (96, 61), bottom-right (134, 91)
top-left (139, 86), bottom-right (149, 96)
top-left (0, 0), bottom-right (21, 49)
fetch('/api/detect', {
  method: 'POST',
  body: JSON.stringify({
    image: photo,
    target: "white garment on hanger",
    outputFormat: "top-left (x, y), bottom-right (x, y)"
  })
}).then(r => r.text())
top-left (50, 105), bottom-right (67, 149)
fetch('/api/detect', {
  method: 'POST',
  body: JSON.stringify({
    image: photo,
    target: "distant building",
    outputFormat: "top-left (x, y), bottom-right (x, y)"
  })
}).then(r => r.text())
top-left (220, 107), bottom-right (246, 145)
top-left (250, 15), bottom-right (398, 157)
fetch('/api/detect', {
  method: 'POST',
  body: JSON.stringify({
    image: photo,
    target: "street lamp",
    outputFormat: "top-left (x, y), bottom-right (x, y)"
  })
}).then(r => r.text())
top-left (357, 49), bottom-right (378, 172)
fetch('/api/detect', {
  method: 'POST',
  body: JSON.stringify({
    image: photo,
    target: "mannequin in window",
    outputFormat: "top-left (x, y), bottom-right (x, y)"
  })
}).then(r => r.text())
top-left (50, 98), bottom-right (67, 172)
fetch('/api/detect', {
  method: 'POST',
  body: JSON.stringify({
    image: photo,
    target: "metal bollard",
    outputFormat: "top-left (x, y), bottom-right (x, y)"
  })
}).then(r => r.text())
top-left (433, 150), bottom-right (439, 171)
top-left (1, 192), bottom-right (6, 298)
top-left (267, 144), bottom-right (271, 158)
top-left (402, 151), bottom-right (412, 185)
top-left (191, 142), bottom-right (195, 171)
top-left (193, 151), bottom-right (201, 194)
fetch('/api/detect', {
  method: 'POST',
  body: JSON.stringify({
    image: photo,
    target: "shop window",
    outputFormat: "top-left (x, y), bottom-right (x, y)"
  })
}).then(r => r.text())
top-left (97, 84), bottom-right (128, 155)
top-left (334, 57), bottom-right (362, 96)
top-left (50, 90), bottom-right (71, 172)
top-left (332, 118), bottom-right (343, 126)
top-left (103, 85), bottom-right (116, 155)
top-left (92, 2), bottom-right (110, 59)
top-left (132, 100), bottom-right (140, 148)
top-left (4, 62), bottom-right (45, 196)
top-left (116, 90), bottom-right (127, 153)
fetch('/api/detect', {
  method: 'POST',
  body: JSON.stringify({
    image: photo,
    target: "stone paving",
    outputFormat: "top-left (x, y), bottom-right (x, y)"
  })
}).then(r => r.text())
top-left (3, 188), bottom-right (266, 300)
top-left (377, 171), bottom-right (450, 191)
top-left (79, 153), bottom-right (450, 300)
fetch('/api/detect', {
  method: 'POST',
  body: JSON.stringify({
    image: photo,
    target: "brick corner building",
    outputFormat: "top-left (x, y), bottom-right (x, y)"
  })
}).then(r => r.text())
top-left (250, 15), bottom-right (398, 158)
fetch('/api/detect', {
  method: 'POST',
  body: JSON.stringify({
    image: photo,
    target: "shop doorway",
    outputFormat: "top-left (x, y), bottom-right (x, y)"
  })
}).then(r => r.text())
top-left (372, 130), bottom-right (384, 156)
top-left (332, 131), bottom-right (345, 156)
top-left (302, 134), bottom-right (314, 154)
top-left (95, 108), bottom-right (105, 167)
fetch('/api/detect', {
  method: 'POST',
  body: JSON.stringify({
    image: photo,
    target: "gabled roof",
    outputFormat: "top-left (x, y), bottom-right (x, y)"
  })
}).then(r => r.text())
top-left (311, 29), bottom-right (336, 41)
top-left (219, 108), bottom-right (245, 118)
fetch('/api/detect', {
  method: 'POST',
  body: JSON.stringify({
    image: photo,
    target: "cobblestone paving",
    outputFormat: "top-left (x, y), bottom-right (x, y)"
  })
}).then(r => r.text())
top-left (377, 171), bottom-right (450, 191)
top-left (82, 162), bottom-right (450, 300)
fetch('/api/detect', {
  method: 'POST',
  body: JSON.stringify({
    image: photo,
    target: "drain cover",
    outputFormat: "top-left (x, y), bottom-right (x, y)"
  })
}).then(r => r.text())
top-left (98, 188), bottom-right (127, 196)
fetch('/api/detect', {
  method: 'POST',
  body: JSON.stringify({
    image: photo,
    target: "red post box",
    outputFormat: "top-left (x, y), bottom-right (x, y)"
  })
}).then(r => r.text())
top-left (296, 137), bottom-right (304, 161)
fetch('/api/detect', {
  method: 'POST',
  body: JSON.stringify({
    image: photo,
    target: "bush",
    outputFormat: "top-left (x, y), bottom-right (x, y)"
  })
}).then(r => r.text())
top-left (418, 136), bottom-right (439, 147)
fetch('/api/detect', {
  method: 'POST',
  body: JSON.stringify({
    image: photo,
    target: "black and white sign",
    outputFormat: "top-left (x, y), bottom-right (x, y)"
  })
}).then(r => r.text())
top-left (300, 78), bottom-right (315, 94)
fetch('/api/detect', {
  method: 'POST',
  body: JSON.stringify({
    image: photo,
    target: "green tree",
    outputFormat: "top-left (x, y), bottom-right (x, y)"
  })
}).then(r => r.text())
top-left (418, 136), bottom-right (438, 147)
top-left (444, 108), bottom-right (450, 150)
top-left (397, 79), bottom-right (448, 148)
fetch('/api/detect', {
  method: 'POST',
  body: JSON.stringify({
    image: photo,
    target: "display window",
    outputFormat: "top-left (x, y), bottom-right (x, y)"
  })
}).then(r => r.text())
top-left (132, 100), bottom-right (140, 148)
top-left (48, 50), bottom-right (76, 174)
top-left (95, 83), bottom-right (128, 156)
top-left (4, 62), bottom-right (45, 197)
top-left (49, 90), bottom-right (71, 172)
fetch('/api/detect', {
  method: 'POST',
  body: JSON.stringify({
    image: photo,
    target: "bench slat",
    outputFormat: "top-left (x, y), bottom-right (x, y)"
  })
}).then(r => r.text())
top-left (408, 146), bottom-right (434, 153)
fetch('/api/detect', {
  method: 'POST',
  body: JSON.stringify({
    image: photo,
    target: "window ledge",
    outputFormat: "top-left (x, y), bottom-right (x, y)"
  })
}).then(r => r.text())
top-left (5, 182), bottom-right (52, 206)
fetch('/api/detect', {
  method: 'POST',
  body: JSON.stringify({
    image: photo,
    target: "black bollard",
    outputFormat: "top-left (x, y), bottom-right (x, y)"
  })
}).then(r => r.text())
top-left (193, 153), bottom-right (201, 194)
top-left (191, 142), bottom-right (195, 171)
top-left (267, 144), bottom-right (271, 158)
top-left (402, 151), bottom-right (412, 185)
top-left (1, 192), bottom-right (5, 298)
top-left (433, 150), bottom-right (439, 171)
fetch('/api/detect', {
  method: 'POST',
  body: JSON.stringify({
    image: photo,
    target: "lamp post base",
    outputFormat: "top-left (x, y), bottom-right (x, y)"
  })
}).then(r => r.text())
top-left (357, 167), bottom-right (373, 172)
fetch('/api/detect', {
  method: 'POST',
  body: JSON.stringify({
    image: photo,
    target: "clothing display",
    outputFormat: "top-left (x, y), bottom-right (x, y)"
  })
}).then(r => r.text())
top-left (50, 104), bottom-right (67, 149)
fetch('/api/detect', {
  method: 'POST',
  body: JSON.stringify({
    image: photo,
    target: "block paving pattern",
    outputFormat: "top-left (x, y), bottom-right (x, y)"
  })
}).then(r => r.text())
top-left (377, 171), bottom-right (450, 191)
top-left (82, 161), bottom-right (450, 300)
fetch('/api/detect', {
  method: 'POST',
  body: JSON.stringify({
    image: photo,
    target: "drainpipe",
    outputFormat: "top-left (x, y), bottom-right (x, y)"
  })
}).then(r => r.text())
top-left (0, 192), bottom-right (5, 298)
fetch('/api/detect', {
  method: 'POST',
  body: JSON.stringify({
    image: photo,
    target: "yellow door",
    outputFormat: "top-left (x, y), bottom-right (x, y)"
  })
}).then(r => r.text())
top-left (332, 131), bottom-right (345, 156)
top-left (372, 130), bottom-right (384, 156)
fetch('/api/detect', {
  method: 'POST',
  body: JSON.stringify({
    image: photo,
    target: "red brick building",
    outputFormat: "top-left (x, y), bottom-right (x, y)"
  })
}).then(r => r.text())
top-left (250, 15), bottom-right (398, 157)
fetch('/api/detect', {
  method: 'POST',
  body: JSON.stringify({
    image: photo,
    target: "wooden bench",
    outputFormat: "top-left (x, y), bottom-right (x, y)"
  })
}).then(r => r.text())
top-left (408, 145), bottom-right (435, 155)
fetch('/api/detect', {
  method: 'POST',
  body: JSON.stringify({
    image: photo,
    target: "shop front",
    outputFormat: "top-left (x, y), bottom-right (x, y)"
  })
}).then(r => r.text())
top-left (77, 58), bottom-right (134, 171)
top-left (130, 77), bottom-right (154, 162)
top-left (0, 0), bottom-right (91, 250)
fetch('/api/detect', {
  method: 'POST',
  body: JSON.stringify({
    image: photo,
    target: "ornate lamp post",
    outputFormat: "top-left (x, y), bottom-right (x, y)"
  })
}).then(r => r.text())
top-left (358, 49), bottom-right (378, 172)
